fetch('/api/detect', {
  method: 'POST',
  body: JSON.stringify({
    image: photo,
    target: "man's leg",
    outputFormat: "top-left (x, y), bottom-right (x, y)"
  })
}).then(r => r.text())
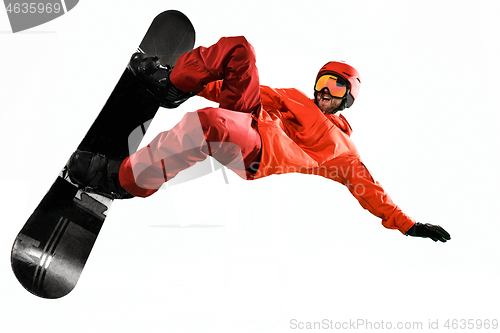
top-left (170, 36), bottom-right (261, 114)
top-left (118, 107), bottom-right (261, 197)
top-left (67, 36), bottom-right (262, 198)
top-left (119, 37), bottom-right (262, 197)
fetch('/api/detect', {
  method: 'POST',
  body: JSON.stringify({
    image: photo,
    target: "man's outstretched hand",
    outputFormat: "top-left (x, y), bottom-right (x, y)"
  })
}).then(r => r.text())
top-left (406, 223), bottom-right (451, 242)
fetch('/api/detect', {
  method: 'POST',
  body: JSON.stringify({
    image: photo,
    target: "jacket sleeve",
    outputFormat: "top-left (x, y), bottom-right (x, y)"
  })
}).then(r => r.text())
top-left (317, 154), bottom-right (416, 234)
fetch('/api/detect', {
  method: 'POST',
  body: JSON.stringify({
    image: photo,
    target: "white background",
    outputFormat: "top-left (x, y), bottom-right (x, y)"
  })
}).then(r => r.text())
top-left (1, 1), bottom-right (499, 332)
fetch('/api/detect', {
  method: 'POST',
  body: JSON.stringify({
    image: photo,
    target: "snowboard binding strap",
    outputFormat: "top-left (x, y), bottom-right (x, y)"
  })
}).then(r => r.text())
top-left (127, 52), bottom-right (197, 109)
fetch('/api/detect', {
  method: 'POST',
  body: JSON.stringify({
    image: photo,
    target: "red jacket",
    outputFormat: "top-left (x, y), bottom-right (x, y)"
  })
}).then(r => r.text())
top-left (199, 82), bottom-right (415, 234)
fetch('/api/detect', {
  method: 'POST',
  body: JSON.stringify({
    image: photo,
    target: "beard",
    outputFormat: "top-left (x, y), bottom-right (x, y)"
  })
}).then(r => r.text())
top-left (314, 92), bottom-right (343, 114)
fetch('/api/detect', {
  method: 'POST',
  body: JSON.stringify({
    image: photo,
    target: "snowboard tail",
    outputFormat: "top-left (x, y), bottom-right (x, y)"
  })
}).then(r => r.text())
top-left (11, 10), bottom-right (195, 299)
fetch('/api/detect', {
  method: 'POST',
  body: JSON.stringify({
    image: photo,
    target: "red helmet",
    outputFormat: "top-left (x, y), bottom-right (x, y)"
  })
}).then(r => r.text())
top-left (315, 61), bottom-right (361, 109)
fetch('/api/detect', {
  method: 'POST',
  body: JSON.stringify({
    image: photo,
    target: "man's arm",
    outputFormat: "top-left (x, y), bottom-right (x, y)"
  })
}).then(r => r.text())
top-left (316, 154), bottom-right (450, 242)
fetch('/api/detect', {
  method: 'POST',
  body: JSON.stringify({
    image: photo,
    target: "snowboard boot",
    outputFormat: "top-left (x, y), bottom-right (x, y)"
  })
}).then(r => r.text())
top-left (66, 150), bottom-right (133, 199)
top-left (127, 52), bottom-right (197, 108)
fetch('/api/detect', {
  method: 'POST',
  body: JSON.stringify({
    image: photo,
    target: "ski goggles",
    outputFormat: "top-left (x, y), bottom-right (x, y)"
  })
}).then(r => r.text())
top-left (314, 74), bottom-right (347, 98)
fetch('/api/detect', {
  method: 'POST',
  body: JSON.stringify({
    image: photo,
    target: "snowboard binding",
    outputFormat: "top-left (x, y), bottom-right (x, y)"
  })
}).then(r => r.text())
top-left (128, 52), bottom-right (197, 108)
top-left (66, 150), bottom-right (133, 199)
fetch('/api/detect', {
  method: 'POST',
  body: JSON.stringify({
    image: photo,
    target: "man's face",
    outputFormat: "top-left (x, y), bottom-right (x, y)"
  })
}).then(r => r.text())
top-left (314, 89), bottom-right (343, 114)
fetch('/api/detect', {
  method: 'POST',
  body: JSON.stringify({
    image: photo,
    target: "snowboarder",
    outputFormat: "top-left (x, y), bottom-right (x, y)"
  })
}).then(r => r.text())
top-left (67, 36), bottom-right (450, 242)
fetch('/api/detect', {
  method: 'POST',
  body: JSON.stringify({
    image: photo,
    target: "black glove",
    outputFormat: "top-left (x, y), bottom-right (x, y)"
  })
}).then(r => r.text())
top-left (405, 222), bottom-right (451, 242)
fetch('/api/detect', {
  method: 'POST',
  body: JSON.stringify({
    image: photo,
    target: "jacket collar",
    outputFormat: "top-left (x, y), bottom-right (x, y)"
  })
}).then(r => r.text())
top-left (326, 113), bottom-right (353, 136)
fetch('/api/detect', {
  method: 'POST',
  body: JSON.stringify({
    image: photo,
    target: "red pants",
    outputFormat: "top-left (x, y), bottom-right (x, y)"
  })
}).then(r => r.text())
top-left (119, 37), bottom-right (262, 197)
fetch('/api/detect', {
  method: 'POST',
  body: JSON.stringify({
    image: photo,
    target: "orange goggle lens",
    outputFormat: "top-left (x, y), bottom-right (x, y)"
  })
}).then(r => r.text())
top-left (314, 75), bottom-right (347, 98)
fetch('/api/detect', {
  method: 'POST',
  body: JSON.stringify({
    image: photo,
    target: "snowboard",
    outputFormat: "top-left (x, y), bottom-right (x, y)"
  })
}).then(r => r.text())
top-left (11, 10), bottom-right (195, 299)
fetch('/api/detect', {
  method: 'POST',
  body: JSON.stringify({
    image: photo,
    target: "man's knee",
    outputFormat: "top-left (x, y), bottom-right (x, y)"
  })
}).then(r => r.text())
top-left (221, 36), bottom-right (256, 63)
top-left (227, 36), bottom-right (252, 48)
top-left (196, 107), bottom-right (227, 142)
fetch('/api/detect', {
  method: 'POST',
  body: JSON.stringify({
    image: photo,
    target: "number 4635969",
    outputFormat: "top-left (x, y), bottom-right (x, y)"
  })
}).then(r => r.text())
top-left (444, 319), bottom-right (498, 329)
top-left (6, 3), bottom-right (62, 14)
